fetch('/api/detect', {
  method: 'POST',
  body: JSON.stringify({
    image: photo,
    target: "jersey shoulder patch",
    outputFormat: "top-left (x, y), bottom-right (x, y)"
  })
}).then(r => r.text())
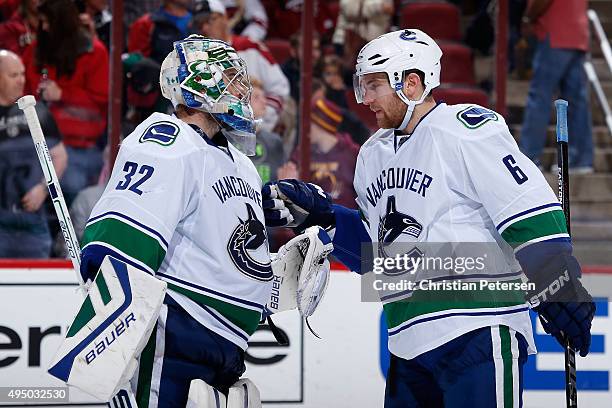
top-left (456, 106), bottom-right (499, 129)
top-left (139, 121), bottom-right (180, 146)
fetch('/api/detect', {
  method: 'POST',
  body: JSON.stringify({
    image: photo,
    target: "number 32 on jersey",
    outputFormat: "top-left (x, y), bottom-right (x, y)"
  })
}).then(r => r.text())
top-left (116, 161), bottom-right (155, 195)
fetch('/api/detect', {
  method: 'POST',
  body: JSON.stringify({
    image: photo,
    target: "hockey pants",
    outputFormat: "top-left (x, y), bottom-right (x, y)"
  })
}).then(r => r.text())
top-left (385, 325), bottom-right (529, 408)
top-left (124, 296), bottom-right (246, 408)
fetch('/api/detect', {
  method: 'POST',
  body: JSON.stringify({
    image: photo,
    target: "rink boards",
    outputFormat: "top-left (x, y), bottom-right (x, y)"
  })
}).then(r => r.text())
top-left (0, 261), bottom-right (610, 408)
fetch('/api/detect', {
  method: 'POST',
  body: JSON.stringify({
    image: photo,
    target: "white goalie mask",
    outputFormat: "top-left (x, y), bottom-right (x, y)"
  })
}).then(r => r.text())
top-left (160, 35), bottom-right (257, 155)
top-left (353, 29), bottom-right (443, 131)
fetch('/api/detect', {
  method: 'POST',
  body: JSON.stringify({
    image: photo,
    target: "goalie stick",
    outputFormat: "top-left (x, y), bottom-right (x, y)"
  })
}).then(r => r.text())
top-left (17, 95), bottom-right (138, 407)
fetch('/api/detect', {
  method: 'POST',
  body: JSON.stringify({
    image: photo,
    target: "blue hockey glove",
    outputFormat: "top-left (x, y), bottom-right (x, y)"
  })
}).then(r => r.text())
top-left (525, 252), bottom-right (595, 357)
top-left (262, 179), bottom-right (335, 231)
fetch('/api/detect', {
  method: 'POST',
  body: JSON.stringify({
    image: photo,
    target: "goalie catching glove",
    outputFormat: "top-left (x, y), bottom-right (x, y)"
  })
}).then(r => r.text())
top-left (266, 226), bottom-right (334, 318)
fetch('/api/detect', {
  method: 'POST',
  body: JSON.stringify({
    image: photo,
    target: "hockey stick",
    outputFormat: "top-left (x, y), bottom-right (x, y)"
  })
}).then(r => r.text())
top-left (17, 95), bottom-right (138, 408)
top-left (555, 99), bottom-right (578, 408)
top-left (17, 95), bottom-right (85, 292)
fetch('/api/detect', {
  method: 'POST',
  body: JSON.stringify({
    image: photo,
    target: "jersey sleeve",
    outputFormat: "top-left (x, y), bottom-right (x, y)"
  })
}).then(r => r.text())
top-left (80, 142), bottom-right (201, 280)
top-left (353, 150), bottom-right (372, 229)
top-left (456, 131), bottom-right (569, 251)
top-left (328, 149), bottom-right (373, 274)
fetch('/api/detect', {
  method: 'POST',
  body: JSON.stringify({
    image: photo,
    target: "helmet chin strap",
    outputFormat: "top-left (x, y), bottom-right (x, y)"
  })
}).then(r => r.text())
top-left (395, 88), bottom-right (429, 132)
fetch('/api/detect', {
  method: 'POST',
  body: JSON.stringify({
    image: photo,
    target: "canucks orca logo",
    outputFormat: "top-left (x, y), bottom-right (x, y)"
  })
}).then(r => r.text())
top-left (227, 203), bottom-right (272, 281)
top-left (378, 196), bottom-right (423, 274)
top-left (457, 106), bottom-right (498, 129)
top-left (139, 121), bottom-right (179, 146)
top-left (399, 30), bottom-right (417, 41)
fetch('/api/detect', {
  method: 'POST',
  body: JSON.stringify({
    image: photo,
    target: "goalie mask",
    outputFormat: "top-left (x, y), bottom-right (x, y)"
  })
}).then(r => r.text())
top-left (353, 29), bottom-right (442, 131)
top-left (160, 35), bottom-right (257, 155)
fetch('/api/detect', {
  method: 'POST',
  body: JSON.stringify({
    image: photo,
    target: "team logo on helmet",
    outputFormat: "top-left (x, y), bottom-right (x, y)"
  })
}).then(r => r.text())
top-left (181, 45), bottom-right (236, 100)
top-left (378, 196), bottom-right (423, 275)
top-left (399, 30), bottom-right (417, 41)
top-left (227, 203), bottom-right (272, 281)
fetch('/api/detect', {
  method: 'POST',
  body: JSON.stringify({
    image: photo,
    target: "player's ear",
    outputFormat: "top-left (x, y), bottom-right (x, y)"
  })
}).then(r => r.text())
top-left (403, 72), bottom-right (422, 99)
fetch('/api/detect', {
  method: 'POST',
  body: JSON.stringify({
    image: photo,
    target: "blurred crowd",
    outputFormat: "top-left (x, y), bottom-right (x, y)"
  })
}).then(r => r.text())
top-left (0, 0), bottom-right (593, 258)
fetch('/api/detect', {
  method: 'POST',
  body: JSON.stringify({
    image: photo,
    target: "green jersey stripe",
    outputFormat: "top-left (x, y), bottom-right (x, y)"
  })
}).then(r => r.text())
top-left (383, 283), bottom-right (525, 330)
top-left (167, 283), bottom-right (261, 336)
top-left (82, 218), bottom-right (167, 272)
top-left (500, 326), bottom-right (514, 407)
top-left (136, 324), bottom-right (157, 408)
top-left (500, 210), bottom-right (567, 248)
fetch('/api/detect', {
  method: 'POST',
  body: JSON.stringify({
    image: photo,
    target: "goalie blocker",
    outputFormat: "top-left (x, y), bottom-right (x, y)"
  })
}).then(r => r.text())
top-left (47, 256), bottom-right (166, 402)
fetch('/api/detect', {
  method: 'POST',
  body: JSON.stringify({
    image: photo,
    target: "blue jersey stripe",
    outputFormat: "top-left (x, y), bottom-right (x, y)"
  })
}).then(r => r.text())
top-left (496, 203), bottom-right (562, 232)
top-left (88, 211), bottom-right (169, 248)
top-left (158, 272), bottom-right (264, 311)
top-left (388, 306), bottom-right (529, 337)
top-left (201, 304), bottom-right (249, 342)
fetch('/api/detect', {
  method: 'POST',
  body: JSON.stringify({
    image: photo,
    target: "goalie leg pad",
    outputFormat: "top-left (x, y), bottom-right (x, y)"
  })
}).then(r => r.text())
top-left (186, 380), bottom-right (227, 408)
top-left (227, 378), bottom-right (262, 408)
top-left (48, 256), bottom-right (167, 402)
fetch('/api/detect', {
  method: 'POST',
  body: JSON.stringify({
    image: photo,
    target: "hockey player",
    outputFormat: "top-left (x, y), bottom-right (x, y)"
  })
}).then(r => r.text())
top-left (263, 29), bottom-right (596, 407)
top-left (78, 35), bottom-right (331, 407)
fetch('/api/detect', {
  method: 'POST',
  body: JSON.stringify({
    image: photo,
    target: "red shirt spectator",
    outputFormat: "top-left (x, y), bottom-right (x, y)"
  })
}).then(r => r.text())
top-left (22, 38), bottom-right (109, 148)
top-left (0, 0), bottom-right (38, 56)
top-left (530, 0), bottom-right (588, 51)
top-left (0, 0), bottom-right (20, 20)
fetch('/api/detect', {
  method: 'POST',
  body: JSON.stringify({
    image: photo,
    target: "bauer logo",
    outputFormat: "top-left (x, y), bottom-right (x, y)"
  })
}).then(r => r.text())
top-left (84, 312), bottom-right (136, 364)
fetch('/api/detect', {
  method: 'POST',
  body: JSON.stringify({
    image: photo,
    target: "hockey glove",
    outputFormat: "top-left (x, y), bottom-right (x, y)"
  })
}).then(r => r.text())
top-left (266, 226), bottom-right (334, 318)
top-left (525, 253), bottom-right (595, 357)
top-left (262, 179), bottom-right (335, 232)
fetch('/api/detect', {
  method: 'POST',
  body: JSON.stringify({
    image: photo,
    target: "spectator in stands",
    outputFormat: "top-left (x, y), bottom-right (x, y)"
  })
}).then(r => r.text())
top-left (265, 0), bottom-right (337, 43)
top-left (54, 146), bottom-right (108, 257)
top-left (332, 0), bottom-right (393, 68)
top-left (280, 98), bottom-right (360, 208)
top-left (0, 0), bottom-right (39, 57)
top-left (519, 0), bottom-right (593, 173)
top-left (0, 0), bottom-right (20, 21)
top-left (23, 0), bottom-right (109, 204)
top-left (221, 0), bottom-right (268, 41)
top-left (321, 54), bottom-right (348, 109)
top-left (128, 0), bottom-right (192, 64)
top-left (193, 0), bottom-right (290, 131)
top-left (78, 0), bottom-right (112, 50)
top-left (0, 50), bottom-right (67, 258)
top-left (312, 76), bottom-right (371, 146)
top-left (124, 0), bottom-right (160, 27)
top-left (249, 78), bottom-right (284, 184)
top-left (281, 31), bottom-right (322, 102)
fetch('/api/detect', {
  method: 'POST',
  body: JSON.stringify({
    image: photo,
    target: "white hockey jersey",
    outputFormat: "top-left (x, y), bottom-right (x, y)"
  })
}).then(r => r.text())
top-left (355, 103), bottom-right (569, 360)
top-left (82, 113), bottom-right (272, 349)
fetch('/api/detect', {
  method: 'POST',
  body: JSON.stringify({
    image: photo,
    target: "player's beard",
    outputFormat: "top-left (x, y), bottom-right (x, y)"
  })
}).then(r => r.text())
top-left (377, 100), bottom-right (408, 130)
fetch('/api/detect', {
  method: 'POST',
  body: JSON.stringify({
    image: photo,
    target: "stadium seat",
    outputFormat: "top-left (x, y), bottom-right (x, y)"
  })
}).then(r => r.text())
top-left (400, 2), bottom-right (461, 42)
top-left (264, 39), bottom-right (292, 65)
top-left (344, 89), bottom-right (379, 130)
top-left (439, 42), bottom-right (475, 85)
top-left (433, 86), bottom-right (490, 107)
